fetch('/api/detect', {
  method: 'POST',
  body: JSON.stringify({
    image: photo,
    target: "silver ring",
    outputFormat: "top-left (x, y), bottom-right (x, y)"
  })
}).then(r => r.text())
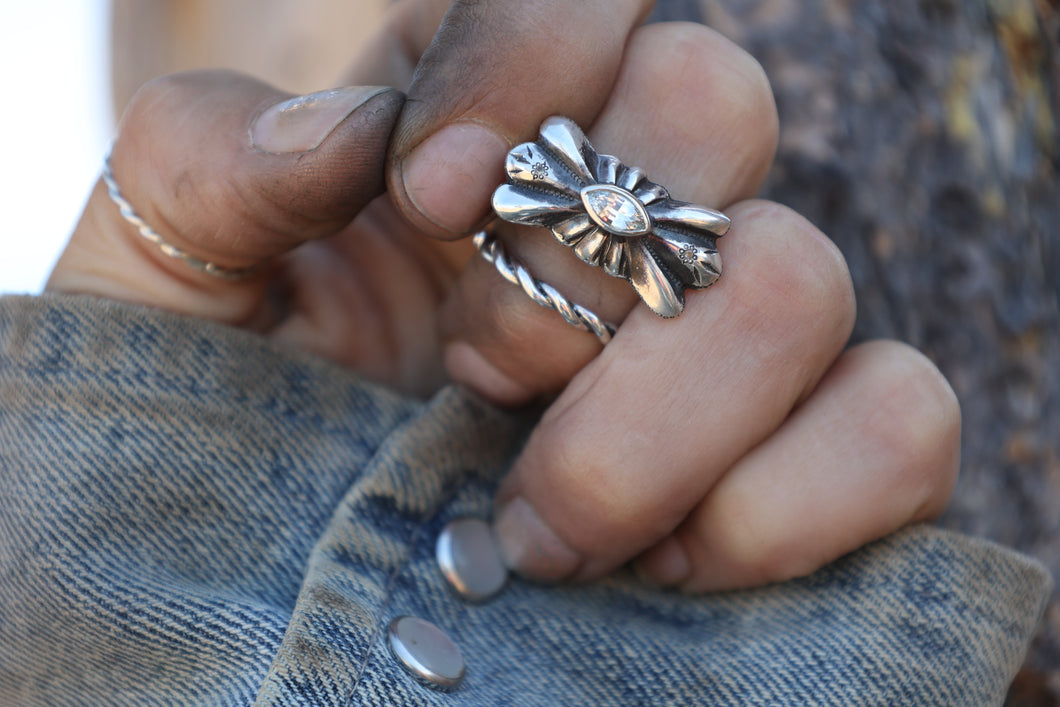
top-left (473, 230), bottom-right (616, 344)
top-left (101, 152), bottom-right (257, 280)
top-left (492, 116), bottom-right (729, 319)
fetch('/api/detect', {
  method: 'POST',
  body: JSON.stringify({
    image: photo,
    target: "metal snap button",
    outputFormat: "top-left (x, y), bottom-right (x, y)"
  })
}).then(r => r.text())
top-left (387, 616), bottom-right (466, 691)
top-left (436, 518), bottom-right (508, 602)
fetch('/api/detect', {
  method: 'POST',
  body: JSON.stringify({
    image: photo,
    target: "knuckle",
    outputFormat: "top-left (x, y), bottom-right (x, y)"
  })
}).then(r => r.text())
top-left (119, 75), bottom-right (186, 146)
top-left (855, 341), bottom-right (962, 512)
top-left (123, 71), bottom-right (220, 129)
top-left (633, 23), bottom-right (778, 155)
top-left (533, 421), bottom-right (673, 555)
top-left (737, 200), bottom-right (857, 339)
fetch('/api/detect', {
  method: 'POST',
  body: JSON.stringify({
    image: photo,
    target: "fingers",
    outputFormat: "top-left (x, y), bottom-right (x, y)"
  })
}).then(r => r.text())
top-left (493, 200), bottom-right (859, 582)
top-left (441, 23), bottom-right (778, 405)
top-left (386, 0), bottom-right (655, 238)
top-left (635, 340), bottom-right (961, 593)
top-left (48, 71), bottom-right (404, 323)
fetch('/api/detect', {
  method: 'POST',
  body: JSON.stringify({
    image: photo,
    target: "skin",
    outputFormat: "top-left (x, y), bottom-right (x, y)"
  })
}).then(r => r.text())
top-left (48, 0), bottom-right (961, 593)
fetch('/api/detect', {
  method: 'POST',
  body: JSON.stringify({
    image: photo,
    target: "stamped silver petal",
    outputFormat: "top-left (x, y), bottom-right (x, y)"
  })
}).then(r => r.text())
top-left (493, 184), bottom-right (582, 227)
top-left (572, 228), bottom-right (611, 267)
top-left (601, 239), bottom-right (628, 279)
top-left (617, 165), bottom-right (647, 192)
top-left (650, 225), bottom-right (723, 288)
top-left (649, 201), bottom-right (732, 237)
top-left (505, 142), bottom-right (586, 198)
top-left (538, 116), bottom-right (597, 183)
top-left (596, 154), bottom-right (620, 186)
top-left (634, 182), bottom-right (670, 206)
top-left (627, 242), bottom-right (684, 318)
top-left (552, 213), bottom-right (596, 246)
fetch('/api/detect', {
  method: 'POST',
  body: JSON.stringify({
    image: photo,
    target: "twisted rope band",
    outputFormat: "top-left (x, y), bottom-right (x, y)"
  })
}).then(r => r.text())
top-left (101, 153), bottom-right (257, 280)
top-left (473, 230), bottom-right (616, 345)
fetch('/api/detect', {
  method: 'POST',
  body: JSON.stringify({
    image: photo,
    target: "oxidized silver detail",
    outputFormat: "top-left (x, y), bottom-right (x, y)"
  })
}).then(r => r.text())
top-left (492, 116), bottom-right (729, 318)
top-left (473, 230), bottom-right (615, 344)
top-left (101, 152), bottom-right (257, 280)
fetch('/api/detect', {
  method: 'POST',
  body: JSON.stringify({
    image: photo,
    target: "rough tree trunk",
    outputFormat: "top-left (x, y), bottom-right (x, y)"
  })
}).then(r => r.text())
top-left (684, 0), bottom-right (1058, 702)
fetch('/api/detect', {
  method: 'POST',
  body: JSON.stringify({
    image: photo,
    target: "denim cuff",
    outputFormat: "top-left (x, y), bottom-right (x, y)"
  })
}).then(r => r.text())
top-left (0, 294), bottom-right (1051, 706)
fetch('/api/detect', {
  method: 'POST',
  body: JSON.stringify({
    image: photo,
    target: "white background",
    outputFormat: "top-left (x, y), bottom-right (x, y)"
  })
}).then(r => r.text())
top-left (0, 1), bottom-right (111, 294)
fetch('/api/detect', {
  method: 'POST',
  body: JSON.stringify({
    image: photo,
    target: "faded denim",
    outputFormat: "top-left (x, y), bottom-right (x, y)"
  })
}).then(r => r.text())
top-left (0, 294), bottom-right (1051, 706)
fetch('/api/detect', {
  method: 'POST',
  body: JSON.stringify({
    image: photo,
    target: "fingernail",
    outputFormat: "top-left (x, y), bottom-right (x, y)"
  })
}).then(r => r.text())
top-left (633, 536), bottom-right (691, 589)
top-left (251, 86), bottom-right (388, 154)
top-left (401, 122), bottom-right (508, 233)
top-left (494, 497), bottom-right (581, 582)
top-left (444, 341), bottom-right (534, 407)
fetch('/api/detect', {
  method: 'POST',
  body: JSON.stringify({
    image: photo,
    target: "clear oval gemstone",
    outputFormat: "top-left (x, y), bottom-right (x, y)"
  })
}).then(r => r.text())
top-left (580, 185), bottom-right (651, 236)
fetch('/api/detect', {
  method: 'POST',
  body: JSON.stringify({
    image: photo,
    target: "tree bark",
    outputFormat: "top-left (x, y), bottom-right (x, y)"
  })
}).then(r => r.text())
top-left (697, 0), bottom-right (1059, 702)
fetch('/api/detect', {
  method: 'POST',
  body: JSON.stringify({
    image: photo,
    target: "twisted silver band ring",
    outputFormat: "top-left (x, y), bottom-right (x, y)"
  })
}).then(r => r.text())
top-left (101, 153), bottom-right (257, 280)
top-left (473, 230), bottom-right (616, 345)
top-left (492, 116), bottom-right (730, 319)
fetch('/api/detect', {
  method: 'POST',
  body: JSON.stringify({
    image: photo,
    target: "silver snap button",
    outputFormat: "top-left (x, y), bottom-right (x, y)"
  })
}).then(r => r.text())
top-left (387, 616), bottom-right (466, 691)
top-left (436, 518), bottom-right (508, 602)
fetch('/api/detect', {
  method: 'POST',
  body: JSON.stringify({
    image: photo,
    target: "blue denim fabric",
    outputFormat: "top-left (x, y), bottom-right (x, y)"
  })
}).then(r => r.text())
top-left (0, 294), bottom-right (1051, 706)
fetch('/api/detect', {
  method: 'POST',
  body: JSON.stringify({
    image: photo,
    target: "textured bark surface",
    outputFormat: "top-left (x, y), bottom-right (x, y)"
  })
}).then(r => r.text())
top-left (688, 0), bottom-right (1058, 702)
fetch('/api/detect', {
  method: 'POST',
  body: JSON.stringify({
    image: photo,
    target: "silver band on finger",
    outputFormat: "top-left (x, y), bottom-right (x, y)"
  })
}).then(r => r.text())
top-left (101, 152), bottom-right (257, 280)
top-left (492, 116), bottom-right (729, 319)
top-left (473, 230), bottom-right (616, 345)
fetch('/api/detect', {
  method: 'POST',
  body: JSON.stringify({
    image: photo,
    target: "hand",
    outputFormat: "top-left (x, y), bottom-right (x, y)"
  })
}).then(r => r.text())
top-left (49, 0), bottom-right (960, 592)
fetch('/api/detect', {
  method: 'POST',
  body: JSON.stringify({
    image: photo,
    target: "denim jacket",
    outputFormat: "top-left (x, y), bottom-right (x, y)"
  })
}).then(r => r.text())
top-left (0, 294), bottom-right (1051, 706)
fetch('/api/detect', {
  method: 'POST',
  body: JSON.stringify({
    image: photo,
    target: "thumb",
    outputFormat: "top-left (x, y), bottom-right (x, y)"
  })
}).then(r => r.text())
top-left (49, 70), bottom-right (404, 323)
